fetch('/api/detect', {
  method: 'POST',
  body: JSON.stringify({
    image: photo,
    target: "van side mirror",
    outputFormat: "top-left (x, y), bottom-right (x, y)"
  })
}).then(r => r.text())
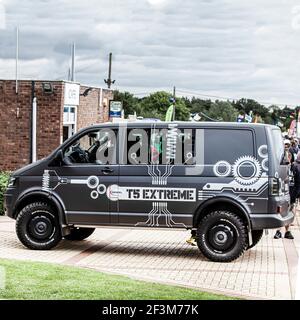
top-left (49, 150), bottom-right (63, 167)
top-left (56, 150), bottom-right (63, 162)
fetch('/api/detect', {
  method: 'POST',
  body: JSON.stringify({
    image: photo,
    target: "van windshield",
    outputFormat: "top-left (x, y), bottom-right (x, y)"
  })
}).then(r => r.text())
top-left (271, 129), bottom-right (284, 164)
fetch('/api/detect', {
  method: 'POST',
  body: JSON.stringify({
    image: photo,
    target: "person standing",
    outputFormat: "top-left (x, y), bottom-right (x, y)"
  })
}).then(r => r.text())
top-left (274, 143), bottom-right (295, 240)
top-left (289, 140), bottom-right (299, 164)
top-left (290, 153), bottom-right (300, 207)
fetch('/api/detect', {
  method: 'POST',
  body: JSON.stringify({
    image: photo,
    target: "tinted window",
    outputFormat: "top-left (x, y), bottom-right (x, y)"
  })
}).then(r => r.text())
top-left (126, 128), bottom-right (195, 165)
top-left (271, 129), bottom-right (284, 164)
top-left (204, 129), bottom-right (254, 164)
top-left (64, 129), bottom-right (117, 165)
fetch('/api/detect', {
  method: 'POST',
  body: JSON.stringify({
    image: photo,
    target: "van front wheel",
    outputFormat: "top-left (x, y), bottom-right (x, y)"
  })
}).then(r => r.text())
top-left (64, 228), bottom-right (95, 241)
top-left (16, 202), bottom-right (62, 250)
top-left (196, 211), bottom-right (247, 262)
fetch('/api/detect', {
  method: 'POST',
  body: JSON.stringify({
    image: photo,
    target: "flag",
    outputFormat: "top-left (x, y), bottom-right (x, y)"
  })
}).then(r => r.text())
top-left (297, 109), bottom-right (300, 137)
top-left (165, 104), bottom-right (174, 122)
top-left (289, 119), bottom-right (296, 137)
top-left (245, 113), bottom-right (252, 123)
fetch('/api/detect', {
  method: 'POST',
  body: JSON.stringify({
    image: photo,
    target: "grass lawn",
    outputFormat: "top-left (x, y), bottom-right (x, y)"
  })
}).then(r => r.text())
top-left (0, 258), bottom-right (234, 300)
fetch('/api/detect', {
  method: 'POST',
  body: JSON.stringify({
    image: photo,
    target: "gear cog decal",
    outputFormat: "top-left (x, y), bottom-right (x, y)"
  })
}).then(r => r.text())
top-left (213, 161), bottom-right (231, 177)
top-left (232, 156), bottom-right (262, 185)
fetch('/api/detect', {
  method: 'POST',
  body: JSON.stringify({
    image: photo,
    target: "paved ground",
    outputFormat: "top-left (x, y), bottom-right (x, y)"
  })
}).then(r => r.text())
top-left (0, 211), bottom-right (299, 300)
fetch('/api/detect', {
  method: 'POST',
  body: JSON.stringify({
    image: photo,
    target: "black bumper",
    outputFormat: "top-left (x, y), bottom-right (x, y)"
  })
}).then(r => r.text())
top-left (3, 192), bottom-right (14, 219)
top-left (250, 211), bottom-right (294, 230)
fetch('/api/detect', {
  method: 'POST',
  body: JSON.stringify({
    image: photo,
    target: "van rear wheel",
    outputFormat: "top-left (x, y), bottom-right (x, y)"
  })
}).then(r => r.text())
top-left (64, 228), bottom-right (95, 241)
top-left (16, 202), bottom-right (62, 250)
top-left (196, 210), bottom-right (247, 262)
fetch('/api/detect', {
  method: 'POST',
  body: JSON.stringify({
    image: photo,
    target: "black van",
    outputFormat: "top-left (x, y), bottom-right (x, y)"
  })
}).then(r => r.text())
top-left (4, 122), bottom-right (294, 262)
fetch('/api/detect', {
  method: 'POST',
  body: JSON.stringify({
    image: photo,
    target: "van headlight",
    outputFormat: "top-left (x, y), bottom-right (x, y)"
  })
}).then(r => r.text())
top-left (7, 177), bottom-right (17, 188)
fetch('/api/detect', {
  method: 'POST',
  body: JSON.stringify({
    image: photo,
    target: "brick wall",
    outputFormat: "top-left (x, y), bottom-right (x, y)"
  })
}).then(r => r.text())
top-left (77, 86), bottom-right (112, 130)
top-left (0, 80), bottom-right (31, 170)
top-left (35, 82), bottom-right (64, 160)
top-left (102, 89), bottom-right (113, 123)
top-left (77, 86), bottom-right (100, 130)
top-left (0, 80), bottom-right (63, 171)
top-left (0, 81), bottom-right (111, 171)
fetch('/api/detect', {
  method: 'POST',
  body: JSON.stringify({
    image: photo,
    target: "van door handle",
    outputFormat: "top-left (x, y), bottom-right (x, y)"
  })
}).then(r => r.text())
top-left (102, 167), bottom-right (114, 175)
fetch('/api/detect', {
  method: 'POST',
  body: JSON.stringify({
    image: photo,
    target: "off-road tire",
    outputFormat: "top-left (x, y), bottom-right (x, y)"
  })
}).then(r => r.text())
top-left (64, 228), bottom-right (95, 241)
top-left (196, 210), bottom-right (248, 262)
top-left (16, 202), bottom-right (62, 250)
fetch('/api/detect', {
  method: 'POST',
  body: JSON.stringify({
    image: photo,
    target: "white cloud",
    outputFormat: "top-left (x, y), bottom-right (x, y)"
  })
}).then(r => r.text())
top-left (147, 0), bottom-right (170, 9)
top-left (0, 0), bottom-right (300, 106)
top-left (0, 0), bottom-right (6, 29)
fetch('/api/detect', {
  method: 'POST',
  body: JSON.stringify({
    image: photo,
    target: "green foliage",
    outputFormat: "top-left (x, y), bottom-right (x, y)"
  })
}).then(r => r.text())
top-left (206, 101), bottom-right (238, 122)
top-left (280, 106), bottom-right (296, 130)
top-left (113, 90), bottom-right (297, 129)
top-left (184, 96), bottom-right (296, 129)
top-left (182, 97), bottom-right (212, 114)
top-left (233, 98), bottom-right (269, 119)
top-left (0, 258), bottom-right (234, 300)
top-left (114, 90), bottom-right (190, 121)
top-left (138, 108), bottom-right (162, 120)
top-left (140, 91), bottom-right (190, 121)
top-left (113, 91), bottom-right (141, 117)
top-left (0, 172), bottom-right (10, 215)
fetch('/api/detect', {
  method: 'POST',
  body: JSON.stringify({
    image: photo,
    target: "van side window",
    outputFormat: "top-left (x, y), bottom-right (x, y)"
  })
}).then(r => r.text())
top-left (271, 129), bottom-right (284, 164)
top-left (63, 129), bottom-right (117, 165)
top-left (126, 128), bottom-right (195, 165)
top-left (204, 129), bottom-right (254, 164)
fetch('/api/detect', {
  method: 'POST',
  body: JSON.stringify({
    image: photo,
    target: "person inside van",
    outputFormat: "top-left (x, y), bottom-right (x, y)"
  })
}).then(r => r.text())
top-left (274, 140), bottom-right (295, 240)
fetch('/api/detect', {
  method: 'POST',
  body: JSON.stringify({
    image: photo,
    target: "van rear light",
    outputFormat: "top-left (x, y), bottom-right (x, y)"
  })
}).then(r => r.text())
top-left (270, 177), bottom-right (281, 196)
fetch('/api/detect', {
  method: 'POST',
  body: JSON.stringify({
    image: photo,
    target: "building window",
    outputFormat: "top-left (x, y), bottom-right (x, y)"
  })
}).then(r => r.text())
top-left (63, 106), bottom-right (77, 142)
top-left (63, 106), bottom-right (76, 124)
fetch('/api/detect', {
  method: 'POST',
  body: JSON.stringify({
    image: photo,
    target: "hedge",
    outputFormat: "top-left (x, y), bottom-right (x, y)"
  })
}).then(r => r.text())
top-left (0, 172), bottom-right (10, 215)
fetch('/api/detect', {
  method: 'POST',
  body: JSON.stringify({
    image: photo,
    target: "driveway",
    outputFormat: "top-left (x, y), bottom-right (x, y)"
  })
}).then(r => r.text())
top-left (0, 211), bottom-right (299, 300)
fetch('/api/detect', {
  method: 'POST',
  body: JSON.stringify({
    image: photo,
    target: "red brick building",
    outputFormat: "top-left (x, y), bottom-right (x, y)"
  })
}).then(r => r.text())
top-left (0, 80), bottom-right (113, 171)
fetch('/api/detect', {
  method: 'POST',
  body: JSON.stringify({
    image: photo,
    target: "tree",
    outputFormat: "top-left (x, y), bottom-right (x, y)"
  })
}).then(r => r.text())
top-left (232, 98), bottom-right (269, 122)
top-left (182, 97), bottom-right (212, 114)
top-left (113, 91), bottom-right (141, 117)
top-left (205, 101), bottom-right (238, 122)
top-left (280, 106), bottom-right (297, 130)
top-left (140, 91), bottom-right (190, 121)
top-left (114, 90), bottom-right (295, 127)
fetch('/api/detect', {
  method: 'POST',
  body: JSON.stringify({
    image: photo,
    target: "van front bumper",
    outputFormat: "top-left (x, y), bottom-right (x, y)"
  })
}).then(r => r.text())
top-left (250, 211), bottom-right (294, 230)
top-left (3, 192), bottom-right (14, 219)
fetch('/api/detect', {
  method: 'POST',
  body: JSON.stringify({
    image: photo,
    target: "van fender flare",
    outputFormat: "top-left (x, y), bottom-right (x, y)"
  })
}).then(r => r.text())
top-left (14, 189), bottom-right (67, 230)
top-left (193, 196), bottom-right (252, 230)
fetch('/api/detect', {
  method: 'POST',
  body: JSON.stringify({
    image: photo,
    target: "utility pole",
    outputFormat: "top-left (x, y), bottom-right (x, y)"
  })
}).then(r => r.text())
top-left (15, 27), bottom-right (19, 94)
top-left (31, 81), bottom-right (37, 163)
top-left (172, 86), bottom-right (176, 121)
top-left (68, 67), bottom-right (71, 81)
top-left (104, 52), bottom-right (115, 89)
top-left (71, 42), bottom-right (76, 82)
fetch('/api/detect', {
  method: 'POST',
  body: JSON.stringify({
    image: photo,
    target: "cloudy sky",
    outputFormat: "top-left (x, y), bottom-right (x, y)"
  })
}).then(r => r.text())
top-left (1, 0), bottom-right (300, 106)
